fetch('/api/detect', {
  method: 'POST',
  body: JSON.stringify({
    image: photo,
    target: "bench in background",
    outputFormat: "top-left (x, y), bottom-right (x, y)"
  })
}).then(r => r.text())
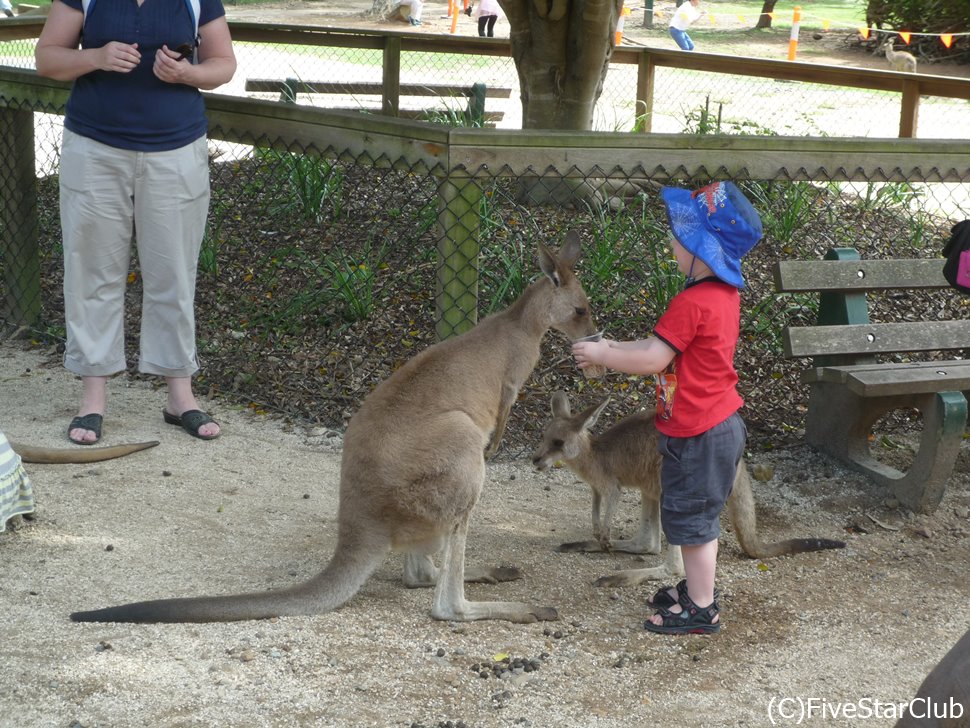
top-left (774, 247), bottom-right (970, 514)
top-left (244, 79), bottom-right (511, 126)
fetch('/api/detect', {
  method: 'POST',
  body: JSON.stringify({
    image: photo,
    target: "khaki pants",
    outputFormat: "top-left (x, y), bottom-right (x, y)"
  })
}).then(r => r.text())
top-left (59, 129), bottom-right (210, 378)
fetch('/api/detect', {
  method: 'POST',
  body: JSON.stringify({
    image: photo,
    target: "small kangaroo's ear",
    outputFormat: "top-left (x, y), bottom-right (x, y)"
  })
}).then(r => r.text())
top-left (550, 390), bottom-right (571, 417)
top-left (581, 397), bottom-right (610, 431)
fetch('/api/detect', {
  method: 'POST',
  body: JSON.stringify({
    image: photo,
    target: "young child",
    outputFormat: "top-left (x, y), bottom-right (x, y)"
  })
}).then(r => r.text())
top-left (669, 0), bottom-right (703, 51)
top-left (572, 181), bottom-right (763, 635)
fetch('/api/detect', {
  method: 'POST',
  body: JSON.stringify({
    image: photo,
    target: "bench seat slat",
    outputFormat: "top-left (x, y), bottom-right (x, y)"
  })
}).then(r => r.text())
top-left (783, 320), bottom-right (970, 358)
top-left (802, 360), bottom-right (970, 397)
top-left (774, 258), bottom-right (947, 292)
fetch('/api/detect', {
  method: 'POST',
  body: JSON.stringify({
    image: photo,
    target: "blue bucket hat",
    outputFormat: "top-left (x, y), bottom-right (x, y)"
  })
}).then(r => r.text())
top-left (661, 181), bottom-right (764, 289)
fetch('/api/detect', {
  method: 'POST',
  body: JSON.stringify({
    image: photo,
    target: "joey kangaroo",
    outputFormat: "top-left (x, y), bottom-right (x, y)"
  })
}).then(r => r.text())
top-left (532, 391), bottom-right (845, 588)
top-left (70, 232), bottom-right (601, 624)
top-left (12, 441), bottom-right (159, 464)
top-left (880, 38), bottom-right (918, 73)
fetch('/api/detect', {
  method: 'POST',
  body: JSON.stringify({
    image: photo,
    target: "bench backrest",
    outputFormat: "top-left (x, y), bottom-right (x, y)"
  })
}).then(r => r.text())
top-left (774, 247), bottom-right (967, 364)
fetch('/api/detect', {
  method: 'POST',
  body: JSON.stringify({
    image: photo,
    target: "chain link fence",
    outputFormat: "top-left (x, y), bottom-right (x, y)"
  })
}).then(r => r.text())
top-left (2, 52), bottom-right (969, 457)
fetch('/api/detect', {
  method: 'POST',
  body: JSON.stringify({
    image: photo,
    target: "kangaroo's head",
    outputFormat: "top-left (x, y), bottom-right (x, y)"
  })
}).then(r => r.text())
top-left (531, 391), bottom-right (610, 471)
top-left (537, 230), bottom-right (599, 343)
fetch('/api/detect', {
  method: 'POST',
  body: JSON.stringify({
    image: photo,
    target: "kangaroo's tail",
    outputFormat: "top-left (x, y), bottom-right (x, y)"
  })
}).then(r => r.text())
top-left (70, 532), bottom-right (388, 623)
top-left (14, 441), bottom-right (159, 464)
top-left (728, 464), bottom-right (846, 560)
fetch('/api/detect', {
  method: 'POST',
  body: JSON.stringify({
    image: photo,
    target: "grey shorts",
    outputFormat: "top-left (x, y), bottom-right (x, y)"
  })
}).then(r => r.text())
top-left (658, 412), bottom-right (747, 546)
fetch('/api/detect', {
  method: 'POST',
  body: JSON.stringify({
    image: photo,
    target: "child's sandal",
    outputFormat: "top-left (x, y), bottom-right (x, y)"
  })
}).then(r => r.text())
top-left (647, 579), bottom-right (720, 609)
top-left (644, 591), bottom-right (721, 635)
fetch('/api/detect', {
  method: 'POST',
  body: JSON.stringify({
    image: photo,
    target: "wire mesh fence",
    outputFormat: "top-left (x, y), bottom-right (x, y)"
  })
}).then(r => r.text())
top-left (2, 71), bottom-right (968, 459)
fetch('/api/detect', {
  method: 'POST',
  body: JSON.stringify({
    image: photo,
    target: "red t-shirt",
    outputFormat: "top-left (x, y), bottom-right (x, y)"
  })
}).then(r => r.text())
top-left (652, 278), bottom-right (743, 437)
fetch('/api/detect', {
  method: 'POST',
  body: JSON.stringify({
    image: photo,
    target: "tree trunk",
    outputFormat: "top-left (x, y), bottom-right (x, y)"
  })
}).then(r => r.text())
top-left (755, 0), bottom-right (777, 29)
top-left (499, 0), bottom-right (623, 130)
top-left (370, 0), bottom-right (398, 19)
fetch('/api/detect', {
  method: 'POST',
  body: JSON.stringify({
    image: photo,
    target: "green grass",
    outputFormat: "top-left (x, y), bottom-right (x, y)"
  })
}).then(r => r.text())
top-left (695, 1), bottom-right (867, 30)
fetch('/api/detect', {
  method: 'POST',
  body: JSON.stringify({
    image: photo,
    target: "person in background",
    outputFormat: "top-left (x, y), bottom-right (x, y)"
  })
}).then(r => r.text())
top-left (669, 0), bottom-right (703, 51)
top-left (1, 0), bottom-right (15, 18)
top-left (473, 0), bottom-right (502, 37)
top-left (572, 181), bottom-right (763, 635)
top-left (406, 0), bottom-right (423, 26)
top-left (34, 0), bottom-right (236, 444)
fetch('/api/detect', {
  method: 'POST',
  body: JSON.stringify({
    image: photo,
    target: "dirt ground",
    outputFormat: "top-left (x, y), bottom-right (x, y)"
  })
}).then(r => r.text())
top-left (2, 336), bottom-right (970, 728)
top-left (2, 5), bottom-right (970, 727)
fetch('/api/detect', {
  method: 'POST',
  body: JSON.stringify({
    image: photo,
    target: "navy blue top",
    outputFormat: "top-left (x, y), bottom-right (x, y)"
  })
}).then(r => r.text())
top-left (62, 0), bottom-right (226, 151)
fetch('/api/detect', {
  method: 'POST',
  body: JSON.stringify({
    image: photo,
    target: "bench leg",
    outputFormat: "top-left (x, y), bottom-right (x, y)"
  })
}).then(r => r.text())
top-left (804, 384), bottom-right (967, 514)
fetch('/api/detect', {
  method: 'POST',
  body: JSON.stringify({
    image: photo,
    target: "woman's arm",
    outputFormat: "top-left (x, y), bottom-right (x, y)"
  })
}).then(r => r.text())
top-left (35, 0), bottom-right (141, 80)
top-left (153, 16), bottom-right (236, 91)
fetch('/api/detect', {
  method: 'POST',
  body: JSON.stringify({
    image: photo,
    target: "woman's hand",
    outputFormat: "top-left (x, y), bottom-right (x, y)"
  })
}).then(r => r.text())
top-left (98, 41), bottom-right (140, 73)
top-left (153, 44), bottom-right (193, 85)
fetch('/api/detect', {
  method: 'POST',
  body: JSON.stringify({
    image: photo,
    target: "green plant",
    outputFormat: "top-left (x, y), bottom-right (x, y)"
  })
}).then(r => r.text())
top-left (263, 149), bottom-right (345, 223)
top-left (855, 180), bottom-right (922, 212)
top-left (481, 232), bottom-right (530, 314)
top-left (323, 241), bottom-right (389, 323)
top-left (743, 180), bottom-right (822, 245)
top-left (199, 201), bottom-right (231, 278)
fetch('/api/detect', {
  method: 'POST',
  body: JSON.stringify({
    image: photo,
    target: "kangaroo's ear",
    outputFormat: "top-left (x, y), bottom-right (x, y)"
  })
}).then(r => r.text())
top-left (557, 230), bottom-right (582, 270)
top-left (581, 397), bottom-right (610, 431)
top-left (537, 242), bottom-right (561, 287)
top-left (550, 390), bottom-right (571, 417)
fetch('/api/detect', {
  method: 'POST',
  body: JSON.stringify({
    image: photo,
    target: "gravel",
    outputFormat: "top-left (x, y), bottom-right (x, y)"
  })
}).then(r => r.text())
top-left (2, 343), bottom-right (969, 728)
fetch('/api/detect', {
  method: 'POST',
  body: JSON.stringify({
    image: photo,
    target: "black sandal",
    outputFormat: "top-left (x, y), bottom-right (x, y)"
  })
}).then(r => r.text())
top-left (644, 590), bottom-right (721, 635)
top-left (163, 409), bottom-right (220, 440)
top-left (648, 579), bottom-right (720, 609)
top-left (68, 413), bottom-right (103, 445)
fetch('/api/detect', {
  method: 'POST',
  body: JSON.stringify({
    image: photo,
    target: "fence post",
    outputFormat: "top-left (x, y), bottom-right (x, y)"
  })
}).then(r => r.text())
top-left (382, 36), bottom-right (402, 117)
top-left (899, 79), bottom-right (920, 138)
top-left (435, 173), bottom-right (481, 340)
top-left (0, 105), bottom-right (40, 331)
top-left (635, 49), bottom-right (655, 133)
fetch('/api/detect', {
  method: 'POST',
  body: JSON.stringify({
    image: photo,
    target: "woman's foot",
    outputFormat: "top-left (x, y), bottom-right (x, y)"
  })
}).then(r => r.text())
top-left (69, 376), bottom-right (108, 444)
top-left (165, 377), bottom-right (221, 439)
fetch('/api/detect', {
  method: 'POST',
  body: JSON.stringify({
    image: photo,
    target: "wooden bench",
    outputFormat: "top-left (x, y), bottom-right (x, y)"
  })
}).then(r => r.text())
top-left (243, 79), bottom-right (510, 126)
top-left (774, 247), bottom-right (970, 514)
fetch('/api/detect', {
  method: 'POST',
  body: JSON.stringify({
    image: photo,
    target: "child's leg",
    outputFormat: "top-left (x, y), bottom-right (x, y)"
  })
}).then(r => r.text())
top-left (669, 27), bottom-right (691, 50)
top-left (646, 539), bottom-right (718, 626)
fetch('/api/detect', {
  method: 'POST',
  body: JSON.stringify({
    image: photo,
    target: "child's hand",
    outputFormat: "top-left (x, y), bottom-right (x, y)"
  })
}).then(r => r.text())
top-left (572, 339), bottom-right (609, 371)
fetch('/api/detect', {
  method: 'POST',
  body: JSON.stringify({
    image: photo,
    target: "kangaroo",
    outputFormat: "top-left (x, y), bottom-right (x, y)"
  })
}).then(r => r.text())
top-left (881, 38), bottom-right (918, 73)
top-left (894, 626), bottom-right (970, 727)
top-left (532, 391), bottom-right (846, 588)
top-left (70, 232), bottom-right (601, 624)
top-left (12, 441), bottom-right (159, 464)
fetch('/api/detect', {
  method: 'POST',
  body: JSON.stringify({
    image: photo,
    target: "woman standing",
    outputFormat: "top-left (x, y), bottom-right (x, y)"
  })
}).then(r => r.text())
top-left (35, 0), bottom-right (236, 444)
